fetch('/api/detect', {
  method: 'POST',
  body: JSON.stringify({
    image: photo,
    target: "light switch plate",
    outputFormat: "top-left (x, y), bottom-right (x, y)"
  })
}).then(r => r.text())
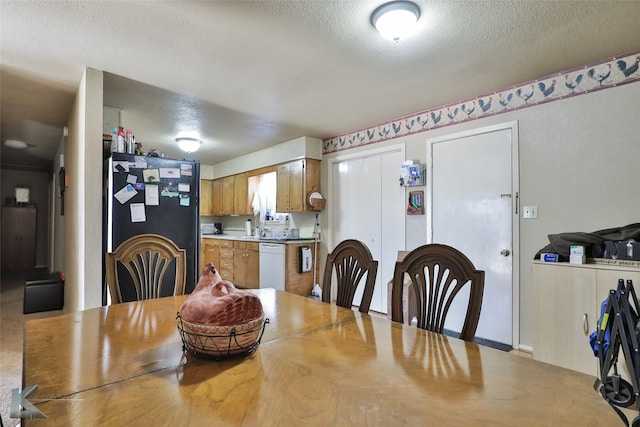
top-left (523, 205), bottom-right (537, 219)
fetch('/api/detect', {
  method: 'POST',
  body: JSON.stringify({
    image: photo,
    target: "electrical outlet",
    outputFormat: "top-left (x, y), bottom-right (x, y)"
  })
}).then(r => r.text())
top-left (523, 205), bottom-right (538, 219)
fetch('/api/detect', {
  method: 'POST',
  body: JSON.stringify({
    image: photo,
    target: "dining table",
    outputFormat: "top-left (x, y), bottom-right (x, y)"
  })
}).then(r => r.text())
top-left (22, 288), bottom-right (630, 426)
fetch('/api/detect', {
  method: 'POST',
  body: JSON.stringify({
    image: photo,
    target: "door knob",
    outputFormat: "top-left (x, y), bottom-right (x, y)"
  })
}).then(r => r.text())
top-left (500, 249), bottom-right (510, 257)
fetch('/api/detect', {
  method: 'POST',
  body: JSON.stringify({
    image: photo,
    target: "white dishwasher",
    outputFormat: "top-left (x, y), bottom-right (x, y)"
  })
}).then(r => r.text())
top-left (259, 242), bottom-right (286, 291)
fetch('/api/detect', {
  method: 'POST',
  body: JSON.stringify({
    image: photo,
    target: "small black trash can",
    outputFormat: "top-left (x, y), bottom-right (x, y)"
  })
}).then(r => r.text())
top-left (24, 271), bottom-right (64, 314)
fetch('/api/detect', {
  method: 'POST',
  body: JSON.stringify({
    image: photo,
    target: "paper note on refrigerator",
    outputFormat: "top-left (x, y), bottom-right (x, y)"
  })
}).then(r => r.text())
top-left (114, 184), bottom-right (138, 204)
top-left (145, 184), bottom-right (159, 206)
top-left (159, 168), bottom-right (180, 178)
top-left (143, 169), bottom-right (160, 183)
top-left (130, 203), bottom-right (146, 222)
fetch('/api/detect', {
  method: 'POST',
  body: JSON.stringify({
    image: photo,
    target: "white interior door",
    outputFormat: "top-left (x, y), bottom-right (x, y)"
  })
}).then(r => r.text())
top-left (330, 147), bottom-right (405, 313)
top-left (428, 122), bottom-right (519, 347)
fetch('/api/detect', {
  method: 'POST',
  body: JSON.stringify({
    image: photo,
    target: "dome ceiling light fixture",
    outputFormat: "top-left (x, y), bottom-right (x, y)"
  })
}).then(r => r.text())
top-left (370, 1), bottom-right (421, 43)
top-left (4, 139), bottom-right (28, 149)
top-left (176, 137), bottom-right (202, 153)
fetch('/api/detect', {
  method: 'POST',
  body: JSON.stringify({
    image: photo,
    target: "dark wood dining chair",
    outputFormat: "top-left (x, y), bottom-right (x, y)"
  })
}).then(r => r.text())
top-left (390, 244), bottom-right (484, 342)
top-left (106, 233), bottom-right (186, 304)
top-left (322, 239), bottom-right (379, 313)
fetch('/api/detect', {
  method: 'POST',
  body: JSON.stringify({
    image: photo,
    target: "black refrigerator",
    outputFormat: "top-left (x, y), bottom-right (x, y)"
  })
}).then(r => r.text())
top-left (103, 152), bottom-right (200, 304)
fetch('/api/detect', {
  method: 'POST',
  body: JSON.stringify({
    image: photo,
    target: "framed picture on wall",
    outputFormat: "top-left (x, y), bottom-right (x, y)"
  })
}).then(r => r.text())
top-left (407, 191), bottom-right (424, 215)
top-left (15, 187), bottom-right (30, 203)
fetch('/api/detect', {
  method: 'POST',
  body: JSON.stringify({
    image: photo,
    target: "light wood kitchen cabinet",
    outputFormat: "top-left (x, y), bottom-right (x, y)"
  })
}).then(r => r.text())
top-left (200, 238), bottom-right (235, 281)
top-left (200, 238), bottom-right (220, 272)
top-left (276, 158), bottom-right (321, 213)
top-left (533, 261), bottom-right (640, 376)
top-left (234, 172), bottom-right (249, 215)
top-left (1, 206), bottom-right (37, 271)
top-left (234, 241), bottom-right (259, 289)
top-left (200, 180), bottom-right (212, 216)
top-left (218, 242), bottom-right (235, 282)
top-left (222, 176), bottom-right (235, 215)
top-left (285, 243), bottom-right (318, 297)
top-left (211, 179), bottom-right (223, 216)
top-left (211, 175), bottom-right (245, 216)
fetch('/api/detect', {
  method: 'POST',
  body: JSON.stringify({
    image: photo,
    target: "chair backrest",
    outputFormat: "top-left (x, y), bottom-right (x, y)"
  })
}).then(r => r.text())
top-left (390, 244), bottom-right (484, 342)
top-left (322, 239), bottom-right (379, 313)
top-left (106, 233), bottom-right (186, 304)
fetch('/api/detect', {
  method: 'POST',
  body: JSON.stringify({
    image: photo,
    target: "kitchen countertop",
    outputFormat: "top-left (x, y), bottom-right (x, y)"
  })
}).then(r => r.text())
top-left (201, 234), bottom-right (318, 244)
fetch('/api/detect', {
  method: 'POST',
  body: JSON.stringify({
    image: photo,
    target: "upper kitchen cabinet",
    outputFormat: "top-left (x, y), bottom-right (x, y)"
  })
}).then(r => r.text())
top-left (222, 176), bottom-right (235, 215)
top-left (212, 176), bottom-right (235, 216)
top-left (200, 180), bottom-right (212, 216)
top-left (210, 173), bottom-right (250, 216)
top-left (211, 178), bottom-right (223, 216)
top-left (234, 172), bottom-right (249, 215)
top-left (276, 158), bottom-right (320, 213)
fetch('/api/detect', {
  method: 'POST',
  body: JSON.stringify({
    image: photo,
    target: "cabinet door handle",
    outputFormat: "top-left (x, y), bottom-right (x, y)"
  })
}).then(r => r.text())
top-left (582, 313), bottom-right (589, 335)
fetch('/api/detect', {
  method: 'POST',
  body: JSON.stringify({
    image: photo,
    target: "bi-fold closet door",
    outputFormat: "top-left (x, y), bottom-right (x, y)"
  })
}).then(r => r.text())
top-left (330, 148), bottom-right (405, 314)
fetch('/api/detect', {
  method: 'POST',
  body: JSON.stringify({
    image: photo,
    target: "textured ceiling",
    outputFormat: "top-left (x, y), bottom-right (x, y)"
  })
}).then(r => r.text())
top-left (2, 1), bottom-right (640, 171)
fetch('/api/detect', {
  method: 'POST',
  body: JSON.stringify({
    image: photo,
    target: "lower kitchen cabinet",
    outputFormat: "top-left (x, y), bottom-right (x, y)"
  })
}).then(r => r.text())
top-left (532, 261), bottom-right (640, 376)
top-left (285, 243), bottom-right (318, 297)
top-left (200, 238), bottom-right (234, 281)
top-left (234, 241), bottom-right (259, 289)
top-left (218, 242), bottom-right (235, 282)
top-left (200, 237), bottom-right (319, 296)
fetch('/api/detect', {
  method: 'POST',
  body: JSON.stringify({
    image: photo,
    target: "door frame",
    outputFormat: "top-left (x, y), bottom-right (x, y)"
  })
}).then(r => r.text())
top-left (426, 121), bottom-right (520, 348)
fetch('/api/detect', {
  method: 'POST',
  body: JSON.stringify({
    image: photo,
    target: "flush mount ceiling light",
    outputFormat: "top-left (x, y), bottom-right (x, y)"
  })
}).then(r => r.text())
top-left (176, 137), bottom-right (202, 153)
top-left (371, 1), bottom-right (420, 42)
top-left (4, 139), bottom-right (28, 149)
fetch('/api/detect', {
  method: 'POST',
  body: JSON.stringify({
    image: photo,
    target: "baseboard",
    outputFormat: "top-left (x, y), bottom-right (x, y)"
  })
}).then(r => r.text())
top-left (442, 328), bottom-right (513, 352)
top-left (518, 344), bottom-right (533, 353)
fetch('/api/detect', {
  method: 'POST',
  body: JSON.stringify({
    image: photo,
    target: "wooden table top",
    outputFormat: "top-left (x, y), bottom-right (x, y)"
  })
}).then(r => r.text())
top-left (23, 289), bottom-right (624, 426)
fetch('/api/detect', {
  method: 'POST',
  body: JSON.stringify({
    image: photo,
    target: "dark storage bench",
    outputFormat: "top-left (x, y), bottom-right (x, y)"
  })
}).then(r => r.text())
top-left (24, 271), bottom-right (64, 314)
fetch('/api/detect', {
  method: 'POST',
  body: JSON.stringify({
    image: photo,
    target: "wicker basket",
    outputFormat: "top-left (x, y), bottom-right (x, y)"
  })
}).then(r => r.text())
top-left (177, 313), bottom-right (268, 359)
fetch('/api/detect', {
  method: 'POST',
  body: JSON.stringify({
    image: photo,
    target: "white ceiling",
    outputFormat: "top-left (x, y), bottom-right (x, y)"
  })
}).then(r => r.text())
top-left (2, 1), bottom-right (640, 171)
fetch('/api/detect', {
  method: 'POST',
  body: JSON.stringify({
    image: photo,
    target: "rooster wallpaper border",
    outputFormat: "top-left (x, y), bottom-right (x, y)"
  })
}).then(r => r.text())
top-left (322, 50), bottom-right (640, 154)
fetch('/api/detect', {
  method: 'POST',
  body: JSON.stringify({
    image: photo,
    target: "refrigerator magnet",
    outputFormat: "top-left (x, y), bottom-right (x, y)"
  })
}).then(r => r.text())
top-left (113, 161), bottom-right (131, 173)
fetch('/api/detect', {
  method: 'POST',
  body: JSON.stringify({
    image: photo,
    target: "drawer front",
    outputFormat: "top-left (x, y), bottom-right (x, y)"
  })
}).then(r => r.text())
top-left (246, 242), bottom-right (259, 251)
top-left (220, 240), bottom-right (234, 248)
top-left (220, 259), bottom-right (234, 271)
top-left (220, 248), bottom-right (234, 259)
top-left (234, 241), bottom-right (247, 250)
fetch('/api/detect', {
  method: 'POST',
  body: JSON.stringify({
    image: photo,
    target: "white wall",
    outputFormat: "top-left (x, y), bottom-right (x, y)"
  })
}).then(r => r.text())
top-left (62, 67), bottom-right (104, 312)
top-left (210, 136), bottom-right (322, 179)
top-left (322, 80), bottom-right (640, 349)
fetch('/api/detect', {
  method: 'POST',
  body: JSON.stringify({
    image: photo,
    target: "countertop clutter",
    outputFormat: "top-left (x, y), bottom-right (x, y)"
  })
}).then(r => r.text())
top-left (201, 234), bottom-right (317, 244)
